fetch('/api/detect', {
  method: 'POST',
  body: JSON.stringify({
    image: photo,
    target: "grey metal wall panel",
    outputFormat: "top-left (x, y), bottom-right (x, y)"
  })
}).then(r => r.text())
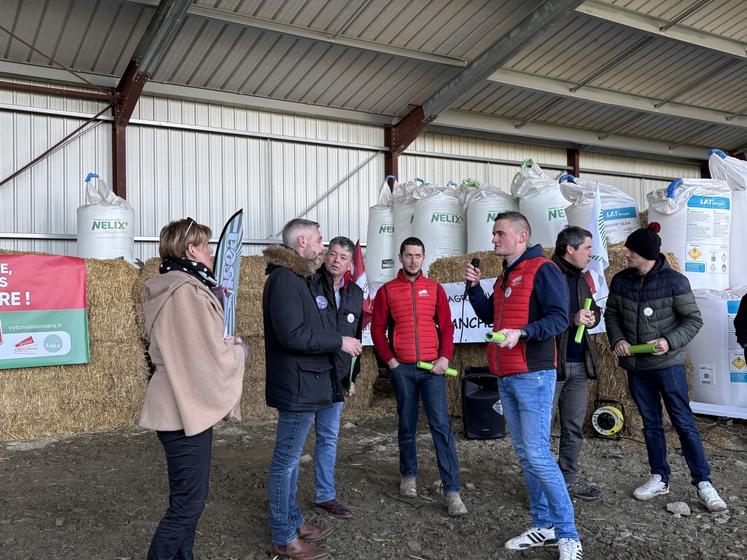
top-left (0, 111), bottom-right (111, 238)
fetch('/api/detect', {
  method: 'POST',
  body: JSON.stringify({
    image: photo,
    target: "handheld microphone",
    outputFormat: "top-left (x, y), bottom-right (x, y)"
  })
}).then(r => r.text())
top-left (463, 257), bottom-right (481, 299)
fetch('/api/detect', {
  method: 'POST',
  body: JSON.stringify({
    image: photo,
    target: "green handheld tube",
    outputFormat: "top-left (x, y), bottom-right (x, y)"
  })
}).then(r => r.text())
top-left (484, 331), bottom-right (507, 343)
top-left (629, 343), bottom-right (657, 354)
top-left (574, 298), bottom-right (593, 343)
top-left (416, 361), bottom-right (458, 377)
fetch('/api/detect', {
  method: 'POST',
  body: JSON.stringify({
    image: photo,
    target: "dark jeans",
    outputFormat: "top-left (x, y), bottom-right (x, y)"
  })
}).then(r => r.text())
top-left (389, 362), bottom-right (460, 492)
top-left (552, 362), bottom-right (588, 486)
top-left (148, 427), bottom-right (213, 560)
top-left (627, 365), bottom-right (711, 485)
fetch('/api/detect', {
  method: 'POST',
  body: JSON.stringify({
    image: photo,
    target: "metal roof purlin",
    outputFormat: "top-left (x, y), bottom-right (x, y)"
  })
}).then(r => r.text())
top-left (653, 58), bottom-right (741, 109)
top-left (487, 69), bottom-right (747, 128)
top-left (384, 0), bottom-right (586, 178)
top-left (126, 0), bottom-right (468, 67)
top-left (569, 36), bottom-right (655, 93)
top-left (435, 109), bottom-right (707, 160)
top-left (422, 0), bottom-right (586, 119)
top-left (658, 0), bottom-right (713, 32)
top-left (576, 0), bottom-right (747, 59)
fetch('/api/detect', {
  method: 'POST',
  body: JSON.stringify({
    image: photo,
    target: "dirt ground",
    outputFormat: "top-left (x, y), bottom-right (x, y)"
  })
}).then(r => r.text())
top-left (1, 392), bottom-right (746, 560)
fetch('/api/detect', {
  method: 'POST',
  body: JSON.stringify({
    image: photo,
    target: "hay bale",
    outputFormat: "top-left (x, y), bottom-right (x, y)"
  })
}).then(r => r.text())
top-left (236, 256), bottom-right (268, 338)
top-left (85, 258), bottom-right (141, 342)
top-left (343, 347), bottom-right (378, 414)
top-left (135, 258), bottom-right (161, 341)
top-left (0, 341), bottom-right (148, 440)
top-left (239, 336), bottom-right (274, 419)
top-left (639, 210), bottom-right (648, 227)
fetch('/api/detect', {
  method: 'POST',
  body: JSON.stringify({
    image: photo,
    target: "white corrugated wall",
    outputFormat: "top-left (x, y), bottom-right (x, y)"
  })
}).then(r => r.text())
top-left (400, 132), bottom-right (568, 191)
top-left (0, 90), bottom-right (385, 259)
top-left (0, 87), bottom-right (708, 259)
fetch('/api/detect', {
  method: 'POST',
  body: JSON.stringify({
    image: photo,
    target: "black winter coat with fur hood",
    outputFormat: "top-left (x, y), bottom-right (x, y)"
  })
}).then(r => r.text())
top-left (262, 246), bottom-right (343, 411)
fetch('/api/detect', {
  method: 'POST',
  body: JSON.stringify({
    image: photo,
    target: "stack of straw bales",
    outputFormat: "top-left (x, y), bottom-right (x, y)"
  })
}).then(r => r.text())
top-left (427, 244), bottom-right (684, 436)
top-left (0, 251), bottom-right (148, 440)
top-left (141, 254), bottom-right (380, 420)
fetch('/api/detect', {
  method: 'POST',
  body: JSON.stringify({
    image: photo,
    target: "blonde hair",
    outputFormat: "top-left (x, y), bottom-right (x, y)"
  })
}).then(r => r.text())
top-left (159, 218), bottom-right (212, 260)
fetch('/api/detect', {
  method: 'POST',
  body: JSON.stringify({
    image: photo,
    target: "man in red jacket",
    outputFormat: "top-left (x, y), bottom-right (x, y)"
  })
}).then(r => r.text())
top-left (371, 237), bottom-right (467, 517)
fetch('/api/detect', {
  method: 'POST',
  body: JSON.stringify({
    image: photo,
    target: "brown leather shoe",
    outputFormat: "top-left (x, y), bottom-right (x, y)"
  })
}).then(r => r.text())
top-left (297, 521), bottom-right (333, 542)
top-left (270, 538), bottom-right (329, 560)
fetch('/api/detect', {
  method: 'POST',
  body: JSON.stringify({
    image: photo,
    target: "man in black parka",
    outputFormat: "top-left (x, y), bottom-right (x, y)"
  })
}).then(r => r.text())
top-left (263, 219), bottom-right (362, 560)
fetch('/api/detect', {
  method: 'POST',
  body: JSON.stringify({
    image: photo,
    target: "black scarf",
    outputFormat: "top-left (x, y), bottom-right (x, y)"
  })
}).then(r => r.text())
top-left (159, 257), bottom-right (217, 289)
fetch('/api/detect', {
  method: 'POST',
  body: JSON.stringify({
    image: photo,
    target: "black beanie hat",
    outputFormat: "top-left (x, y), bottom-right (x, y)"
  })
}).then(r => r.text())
top-left (625, 222), bottom-right (662, 261)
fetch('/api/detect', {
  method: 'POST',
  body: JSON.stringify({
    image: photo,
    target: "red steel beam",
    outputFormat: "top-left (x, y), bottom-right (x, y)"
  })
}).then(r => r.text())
top-left (0, 80), bottom-right (114, 103)
top-left (384, 105), bottom-right (436, 180)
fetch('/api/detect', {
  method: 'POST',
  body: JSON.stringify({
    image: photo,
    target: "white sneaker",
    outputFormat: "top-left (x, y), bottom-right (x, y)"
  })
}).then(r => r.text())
top-left (504, 526), bottom-right (558, 550)
top-left (558, 538), bottom-right (583, 560)
top-left (697, 481), bottom-right (727, 512)
top-left (633, 474), bottom-right (669, 501)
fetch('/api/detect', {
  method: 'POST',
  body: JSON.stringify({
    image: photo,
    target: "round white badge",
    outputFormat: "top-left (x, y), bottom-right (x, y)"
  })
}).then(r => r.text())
top-left (315, 295), bottom-right (328, 310)
top-left (347, 313), bottom-right (355, 323)
top-left (504, 287), bottom-right (512, 298)
top-left (643, 306), bottom-right (653, 317)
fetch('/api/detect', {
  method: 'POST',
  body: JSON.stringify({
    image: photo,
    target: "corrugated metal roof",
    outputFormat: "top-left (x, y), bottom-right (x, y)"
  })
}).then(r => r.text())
top-left (605, 0), bottom-right (747, 42)
top-left (0, 0), bottom-right (745, 155)
top-left (0, 0), bottom-right (150, 76)
top-left (196, 0), bottom-right (544, 61)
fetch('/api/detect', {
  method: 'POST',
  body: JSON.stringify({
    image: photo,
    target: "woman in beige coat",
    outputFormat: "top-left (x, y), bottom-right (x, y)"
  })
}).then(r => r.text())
top-left (140, 218), bottom-right (246, 560)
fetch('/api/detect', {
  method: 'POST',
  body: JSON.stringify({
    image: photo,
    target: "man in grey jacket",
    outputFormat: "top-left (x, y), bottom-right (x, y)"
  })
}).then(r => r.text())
top-left (604, 223), bottom-right (727, 512)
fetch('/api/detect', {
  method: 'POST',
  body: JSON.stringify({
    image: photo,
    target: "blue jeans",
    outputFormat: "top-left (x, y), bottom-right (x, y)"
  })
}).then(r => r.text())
top-left (389, 363), bottom-right (460, 492)
top-left (314, 401), bottom-right (344, 502)
top-left (627, 365), bottom-right (711, 485)
top-left (499, 370), bottom-right (578, 540)
top-left (268, 410), bottom-right (316, 546)
top-left (148, 428), bottom-right (212, 560)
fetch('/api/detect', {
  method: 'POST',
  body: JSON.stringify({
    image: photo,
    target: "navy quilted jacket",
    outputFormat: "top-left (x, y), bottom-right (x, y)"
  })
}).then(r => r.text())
top-left (604, 255), bottom-right (702, 371)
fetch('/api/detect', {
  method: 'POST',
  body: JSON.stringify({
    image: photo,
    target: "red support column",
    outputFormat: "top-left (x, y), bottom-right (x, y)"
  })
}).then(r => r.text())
top-left (567, 148), bottom-right (580, 177)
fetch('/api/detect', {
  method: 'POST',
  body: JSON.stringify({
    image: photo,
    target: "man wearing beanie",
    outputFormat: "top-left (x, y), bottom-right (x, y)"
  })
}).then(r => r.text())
top-left (604, 222), bottom-right (727, 512)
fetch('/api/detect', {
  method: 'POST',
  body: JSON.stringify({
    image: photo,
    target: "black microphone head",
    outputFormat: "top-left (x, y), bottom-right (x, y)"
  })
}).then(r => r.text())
top-left (471, 257), bottom-right (480, 269)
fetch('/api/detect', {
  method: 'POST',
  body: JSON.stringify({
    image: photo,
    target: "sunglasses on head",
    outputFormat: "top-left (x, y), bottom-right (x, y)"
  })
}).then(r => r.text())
top-left (183, 217), bottom-right (195, 239)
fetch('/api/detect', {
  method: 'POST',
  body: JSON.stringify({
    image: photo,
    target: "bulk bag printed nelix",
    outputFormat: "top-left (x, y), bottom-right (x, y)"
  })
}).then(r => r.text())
top-left (412, 181), bottom-right (466, 276)
top-left (365, 177), bottom-right (396, 286)
top-left (463, 179), bottom-right (518, 253)
top-left (77, 173), bottom-right (135, 263)
top-left (511, 159), bottom-right (568, 247)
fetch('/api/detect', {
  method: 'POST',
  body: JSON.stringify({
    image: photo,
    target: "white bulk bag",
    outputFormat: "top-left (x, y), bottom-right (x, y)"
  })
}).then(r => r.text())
top-left (511, 159), bottom-right (568, 247)
top-left (365, 177), bottom-right (396, 284)
top-left (77, 173), bottom-right (135, 263)
top-left (647, 178), bottom-right (731, 290)
top-left (689, 288), bottom-right (747, 408)
top-left (463, 180), bottom-right (518, 252)
top-left (412, 183), bottom-right (466, 275)
top-left (392, 177), bottom-right (423, 256)
top-left (708, 149), bottom-right (747, 288)
top-left (559, 174), bottom-right (640, 244)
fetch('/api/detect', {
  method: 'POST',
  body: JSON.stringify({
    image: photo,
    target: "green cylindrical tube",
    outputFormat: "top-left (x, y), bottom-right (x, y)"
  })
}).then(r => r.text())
top-left (484, 331), bottom-right (507, 343)
top-left (574, 298), bottom-right (593, 343)
top-left (416, 361), bottom-right (458, 377)
top-left (629, 343), bottom-right (657, 354)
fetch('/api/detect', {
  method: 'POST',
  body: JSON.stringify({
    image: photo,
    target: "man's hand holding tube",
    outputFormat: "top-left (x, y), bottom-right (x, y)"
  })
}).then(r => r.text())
top-left (341, 336), bottom-right (362, 357)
